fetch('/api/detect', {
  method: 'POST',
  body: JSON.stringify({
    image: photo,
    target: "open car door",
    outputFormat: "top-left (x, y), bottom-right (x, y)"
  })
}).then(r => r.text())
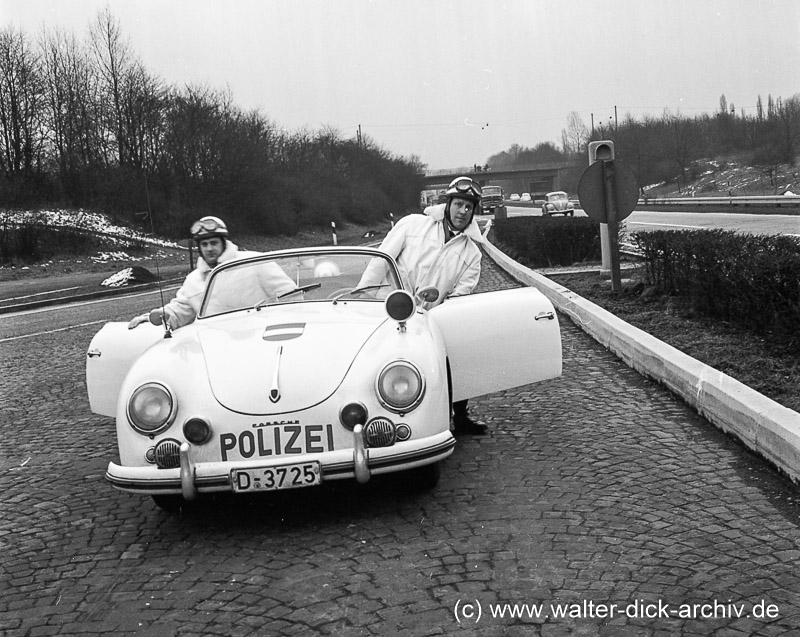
top-left (428, 287), bottom-right (562, 402)
top-left (86, 322), bottom-right (165, 417)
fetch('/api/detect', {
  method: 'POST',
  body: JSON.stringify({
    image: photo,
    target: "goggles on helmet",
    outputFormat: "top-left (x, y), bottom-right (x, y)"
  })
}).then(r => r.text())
top-left (190, 217), bottom-right (227, 236)
top-left (447, 177), bottom-right (482, 199)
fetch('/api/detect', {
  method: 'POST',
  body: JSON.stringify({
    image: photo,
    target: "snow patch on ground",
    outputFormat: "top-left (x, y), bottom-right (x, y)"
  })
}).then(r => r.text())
top-left (101, 268), bottom-right (136, 287)
top-left (3, 208), bottom-right (181, 250)
top-left (1, 209), bottom-right (185, 271)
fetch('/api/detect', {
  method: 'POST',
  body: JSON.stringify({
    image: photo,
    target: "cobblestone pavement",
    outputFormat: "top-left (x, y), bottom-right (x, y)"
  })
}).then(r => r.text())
top-left (2, 254), bottom-right (800, 636)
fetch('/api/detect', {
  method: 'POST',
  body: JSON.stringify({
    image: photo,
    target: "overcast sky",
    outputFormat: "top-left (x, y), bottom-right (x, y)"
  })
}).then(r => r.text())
top-left (3, 0), bottom-right (799, 169)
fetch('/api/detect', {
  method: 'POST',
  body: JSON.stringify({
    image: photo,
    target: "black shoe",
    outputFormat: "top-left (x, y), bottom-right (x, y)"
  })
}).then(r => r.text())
top-left (452, 414), bottom-right (488, 436)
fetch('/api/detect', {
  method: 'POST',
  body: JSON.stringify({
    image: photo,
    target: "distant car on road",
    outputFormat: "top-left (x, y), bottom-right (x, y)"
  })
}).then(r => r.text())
top-left (509, 193), bottom-right (521, 202)
top-left (480, 185), bottom-right (504, 215)
top-left (520, 193), bottom-right (532, 202)
top-left (542, 191), bottom-right (575, 216)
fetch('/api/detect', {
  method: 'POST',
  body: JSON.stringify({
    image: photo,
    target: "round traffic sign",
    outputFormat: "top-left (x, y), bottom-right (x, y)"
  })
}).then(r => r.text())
top-left (577, 160), bottom-right (639, 223)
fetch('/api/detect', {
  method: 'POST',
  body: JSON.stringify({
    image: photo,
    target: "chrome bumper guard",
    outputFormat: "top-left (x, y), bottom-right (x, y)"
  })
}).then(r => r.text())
top-left (180, 442), bottom-right (199, 500)
top-left (353, 424), bottom-right (370, 484)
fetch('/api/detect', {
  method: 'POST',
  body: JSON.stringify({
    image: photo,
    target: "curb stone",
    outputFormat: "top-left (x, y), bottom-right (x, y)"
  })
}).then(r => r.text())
top-left (482, 237), bottom-right (800, 484)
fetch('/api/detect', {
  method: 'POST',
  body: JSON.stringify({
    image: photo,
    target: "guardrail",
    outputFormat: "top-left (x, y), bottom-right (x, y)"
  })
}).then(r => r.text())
top-left (638, 195), bottom-right (800, 208)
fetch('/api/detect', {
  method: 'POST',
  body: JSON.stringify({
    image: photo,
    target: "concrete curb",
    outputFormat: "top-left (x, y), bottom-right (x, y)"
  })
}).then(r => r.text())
top-left (482, 238), bottom-right (800, 484)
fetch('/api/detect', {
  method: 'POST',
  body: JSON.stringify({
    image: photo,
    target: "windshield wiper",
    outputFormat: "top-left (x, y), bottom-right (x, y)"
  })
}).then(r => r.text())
top-left (277, 282), bottom-right (322, 299)
top-left (253, 282), bottom-right (323, 311)
top-left (332, 284), bottom-right (388, 303)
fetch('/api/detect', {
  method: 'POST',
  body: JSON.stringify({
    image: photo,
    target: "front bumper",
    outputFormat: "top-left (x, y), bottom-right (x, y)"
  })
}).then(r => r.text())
top-left (106, 429), bottom-right (455, 499)
top-left (544, 207), bottom-right (573, 215)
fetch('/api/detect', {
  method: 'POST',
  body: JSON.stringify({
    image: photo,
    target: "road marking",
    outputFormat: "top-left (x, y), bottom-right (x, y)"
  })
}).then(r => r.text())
top-left (1, 285), bottom-right (181, 317)
top-left (0, 320), bottom-right (107, 343)
top-left (629, 221), bottom-right (705, 229)
top-left (4, 286), bottom-right (81, 302)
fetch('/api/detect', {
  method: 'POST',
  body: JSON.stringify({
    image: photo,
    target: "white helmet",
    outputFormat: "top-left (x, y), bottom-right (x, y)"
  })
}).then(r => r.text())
top-left (190, 216), bottom-right (229, 242)
top-left (445, 176), bottom-right (482, 204)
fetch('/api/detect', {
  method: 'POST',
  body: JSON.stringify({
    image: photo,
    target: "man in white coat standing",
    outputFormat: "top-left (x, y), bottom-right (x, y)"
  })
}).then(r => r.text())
top-left (359, 175), bottom-right (487, 434)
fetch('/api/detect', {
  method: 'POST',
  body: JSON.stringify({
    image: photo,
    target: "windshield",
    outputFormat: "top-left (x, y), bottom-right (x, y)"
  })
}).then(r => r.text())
top-left (483, 187), bottom-right (502, 195)
top-left (199, 250), bottom-right (402, 318)
top-left (548, 192), bottom-right (567, 201)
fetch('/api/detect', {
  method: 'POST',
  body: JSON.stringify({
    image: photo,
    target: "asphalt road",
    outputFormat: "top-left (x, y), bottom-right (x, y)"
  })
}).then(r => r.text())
top-left (504, 206), bottom-right (800, 237)
top-left (2, 255), bottom-right (800, 636)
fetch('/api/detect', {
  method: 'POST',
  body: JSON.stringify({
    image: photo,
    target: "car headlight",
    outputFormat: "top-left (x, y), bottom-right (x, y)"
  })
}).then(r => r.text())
top-left (376, 360), bottom-right (425, 413)
top-left (127, 382), bottom-right (176, 435)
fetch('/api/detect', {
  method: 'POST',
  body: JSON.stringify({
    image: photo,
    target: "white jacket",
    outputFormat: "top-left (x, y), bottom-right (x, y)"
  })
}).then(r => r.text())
top-left (360, 204), bottom-right (482, 309)
top-left (154, 240), bottom-right (262, 330)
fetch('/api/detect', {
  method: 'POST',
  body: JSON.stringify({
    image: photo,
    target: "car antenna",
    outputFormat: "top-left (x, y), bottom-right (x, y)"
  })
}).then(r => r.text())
top-left (142, 163), bottom-right (172, 339)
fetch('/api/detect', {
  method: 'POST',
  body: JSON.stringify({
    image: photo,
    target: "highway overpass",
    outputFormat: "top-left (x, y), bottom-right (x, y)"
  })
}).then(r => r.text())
top-left (423, 161), bottom-right (574, 197)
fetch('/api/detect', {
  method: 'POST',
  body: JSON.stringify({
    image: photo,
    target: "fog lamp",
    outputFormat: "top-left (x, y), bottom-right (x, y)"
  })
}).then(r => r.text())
top-left (183, 418), bottom-right (212, 445)
top-left (340, 402), bottom-right (368, 430)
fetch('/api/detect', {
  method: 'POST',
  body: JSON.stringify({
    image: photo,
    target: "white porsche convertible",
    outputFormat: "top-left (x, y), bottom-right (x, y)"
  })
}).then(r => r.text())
top-left (86, 246), bottom-right (562, 509)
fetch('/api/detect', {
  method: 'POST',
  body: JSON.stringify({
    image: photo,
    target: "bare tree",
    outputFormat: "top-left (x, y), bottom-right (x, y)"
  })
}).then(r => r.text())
top-left (561, 111), bottom-right (588, 156)
top-left (89, 6), bottom-right (136, 166)
top-left (119, 60), bottom-right (166, 169)
top-left (39, 26), bottom-right (103, 198)
top-left (0, 26), bottom-right (46, 181)
top-left (774, 94), bottom-right (800, 166)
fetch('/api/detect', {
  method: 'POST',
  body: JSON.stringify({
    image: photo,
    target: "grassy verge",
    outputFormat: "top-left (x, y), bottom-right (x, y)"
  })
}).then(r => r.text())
top-left (545, 264), bottom-right (799, 414)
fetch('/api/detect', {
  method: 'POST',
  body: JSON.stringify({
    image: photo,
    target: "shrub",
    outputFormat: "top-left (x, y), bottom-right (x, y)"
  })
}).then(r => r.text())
top-left (492, 216), bottom-right (601, 267)
top-left (631, 229), bottom-right (800, 349)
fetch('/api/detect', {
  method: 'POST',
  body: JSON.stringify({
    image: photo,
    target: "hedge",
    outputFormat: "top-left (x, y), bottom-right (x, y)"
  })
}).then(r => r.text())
top-left (631, 229), bottom-right (800, 347)
top-left (492, 216), bottom-right (602, 268)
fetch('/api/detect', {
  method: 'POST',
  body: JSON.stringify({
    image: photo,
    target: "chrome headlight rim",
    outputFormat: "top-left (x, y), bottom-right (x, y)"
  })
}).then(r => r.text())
top-left (127, 381), bottom-right (177, 436)
top-left (375, 359), bottom-right (425, 413)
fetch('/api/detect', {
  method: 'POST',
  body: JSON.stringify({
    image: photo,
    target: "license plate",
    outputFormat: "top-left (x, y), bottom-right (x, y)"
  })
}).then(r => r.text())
top-left (231, 461), bottom-right (321, 493)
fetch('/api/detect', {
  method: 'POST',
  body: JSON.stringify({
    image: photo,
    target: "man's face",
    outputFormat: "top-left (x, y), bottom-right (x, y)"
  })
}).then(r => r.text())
top-left (448, 197), bottom-right (475, 231)
top-left (199, 237), bottom-right (224, 266)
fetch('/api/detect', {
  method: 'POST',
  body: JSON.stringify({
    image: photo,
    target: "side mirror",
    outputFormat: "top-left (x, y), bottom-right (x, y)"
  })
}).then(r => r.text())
top-left (416, 286), bottom-right (439, 304)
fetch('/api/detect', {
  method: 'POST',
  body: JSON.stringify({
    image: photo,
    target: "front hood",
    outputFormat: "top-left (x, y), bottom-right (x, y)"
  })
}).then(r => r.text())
top-left (198, 302), bottom-right (387, 414)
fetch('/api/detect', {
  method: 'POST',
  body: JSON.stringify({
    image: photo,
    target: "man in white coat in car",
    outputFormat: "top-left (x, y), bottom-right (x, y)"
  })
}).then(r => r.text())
top-left (359, 176), bottom-right (487, 434)
top-left (128, 216), bottom-right (293, 331)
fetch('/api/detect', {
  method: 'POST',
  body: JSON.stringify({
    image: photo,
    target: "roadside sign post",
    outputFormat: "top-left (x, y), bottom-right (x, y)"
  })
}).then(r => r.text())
top-left (602, 158), bottom-right (622, 290)
top-left (578, 141), bottom-right (638, 293)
